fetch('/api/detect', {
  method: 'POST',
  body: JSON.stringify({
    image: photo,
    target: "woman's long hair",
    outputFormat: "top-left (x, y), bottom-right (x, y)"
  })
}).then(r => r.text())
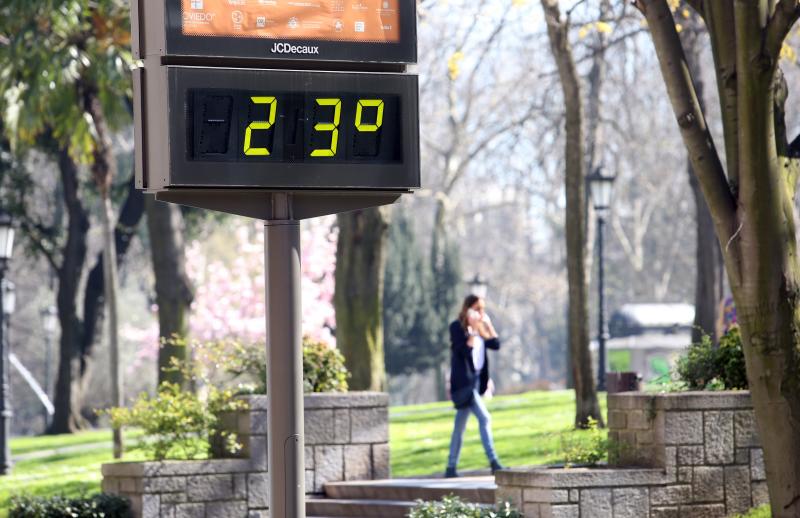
top-left (458, 294), bottom-right (481, 330)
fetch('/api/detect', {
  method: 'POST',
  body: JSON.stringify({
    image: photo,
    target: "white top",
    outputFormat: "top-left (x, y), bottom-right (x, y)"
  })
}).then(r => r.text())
top-left (472, 335), bottom-right (486, 371)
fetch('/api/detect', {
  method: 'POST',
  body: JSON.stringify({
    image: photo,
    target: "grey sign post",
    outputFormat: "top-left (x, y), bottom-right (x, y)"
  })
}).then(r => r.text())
top-left (131, 2), bottom-right (418, 515)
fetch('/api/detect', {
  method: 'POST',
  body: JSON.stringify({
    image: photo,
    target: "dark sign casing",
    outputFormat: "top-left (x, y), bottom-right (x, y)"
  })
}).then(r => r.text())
top-left (132, 0), bottom-right (417, 65)
top-left (134, 65), bottom-right (420, 193)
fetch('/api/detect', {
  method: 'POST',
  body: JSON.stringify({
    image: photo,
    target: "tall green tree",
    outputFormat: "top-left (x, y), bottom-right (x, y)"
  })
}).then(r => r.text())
top-left (637, 1), bottom-right (800, 513)
top-left (0, 1), bottom-right (132, 445)
top-left (384, 207), bottom-right (440, 376)
top-left (334, 208), bottom-right (391, 391)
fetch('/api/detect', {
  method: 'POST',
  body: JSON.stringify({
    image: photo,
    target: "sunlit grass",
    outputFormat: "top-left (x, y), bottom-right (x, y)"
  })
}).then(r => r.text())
top-left (390, 390), bottom-right (607, 477)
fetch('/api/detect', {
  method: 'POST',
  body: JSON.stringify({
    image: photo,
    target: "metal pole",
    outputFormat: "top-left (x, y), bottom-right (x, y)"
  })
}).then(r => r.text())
top-left (0, 264), bottom-right (10, 475)
top-left (597, 215), bottom-right (607, 392)
top-left (264, 194), bottom-right (305, 518)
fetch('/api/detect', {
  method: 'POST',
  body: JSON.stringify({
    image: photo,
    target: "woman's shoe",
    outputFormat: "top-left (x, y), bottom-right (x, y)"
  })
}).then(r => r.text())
top-left (490, 460), bottom-right (505, 474)
top-left (445, 467), bottom-right (459, 478)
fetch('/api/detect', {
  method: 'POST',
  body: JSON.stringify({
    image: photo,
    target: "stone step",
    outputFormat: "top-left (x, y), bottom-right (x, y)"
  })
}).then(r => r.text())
top-left (306, 497), bottom-right (415, 517)
top-left (323, 476), bottom-right (497, 505)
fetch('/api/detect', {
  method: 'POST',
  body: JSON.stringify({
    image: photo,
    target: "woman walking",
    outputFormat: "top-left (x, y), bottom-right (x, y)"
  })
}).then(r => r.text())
top-left (445, 294), bottom-right (504, 478)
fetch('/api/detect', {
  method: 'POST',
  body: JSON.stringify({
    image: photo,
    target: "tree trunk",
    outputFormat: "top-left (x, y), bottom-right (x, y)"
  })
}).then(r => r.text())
top-left (683, 21), bottom-right (724, 344)
top-left (639, 1), bottom-right (800, 513)
top-left (83, 88), bottom-right (123, 457)
top-left (541, 0), bottom-right (603, 428)
top-left (79, 176), bottom-right (144, 405)
top-left (334, 208), bottom-right (390, 391)
top-left (49, 147), bottom-right (90, 434)
top-left (145, 196), bottom-right (194, 386)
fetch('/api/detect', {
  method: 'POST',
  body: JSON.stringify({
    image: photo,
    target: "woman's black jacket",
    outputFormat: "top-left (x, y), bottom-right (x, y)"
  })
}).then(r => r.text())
top-left (449, 320), bottom-right (500, 405)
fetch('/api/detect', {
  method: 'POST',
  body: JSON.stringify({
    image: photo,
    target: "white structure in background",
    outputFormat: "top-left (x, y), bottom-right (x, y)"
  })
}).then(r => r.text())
top-left (591, 303), bottom-right (694, 381)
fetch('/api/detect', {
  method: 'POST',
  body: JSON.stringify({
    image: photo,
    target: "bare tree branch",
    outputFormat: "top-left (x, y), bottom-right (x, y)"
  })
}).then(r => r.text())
top-left (766, 0), bottom-right (800, 59)
top-left (638, 0), bottom-right (737, 248)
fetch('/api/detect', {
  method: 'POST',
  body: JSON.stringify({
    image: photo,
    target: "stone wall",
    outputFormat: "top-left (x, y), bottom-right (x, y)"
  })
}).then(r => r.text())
top-left (496, 391), bottom-right (767, 518)
top-left (102, 392), bottom-right (389, 517)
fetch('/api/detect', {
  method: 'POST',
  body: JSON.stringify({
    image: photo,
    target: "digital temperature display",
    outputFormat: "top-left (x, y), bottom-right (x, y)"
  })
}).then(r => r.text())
top-left (189, 90), bottom-right (401, 163)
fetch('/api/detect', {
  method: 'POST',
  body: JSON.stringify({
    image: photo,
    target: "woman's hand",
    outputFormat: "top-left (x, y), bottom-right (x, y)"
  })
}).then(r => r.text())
top-left (466, 326), bottom-right (476, 347)
top-left (478, 313), bottom-right (498, 339)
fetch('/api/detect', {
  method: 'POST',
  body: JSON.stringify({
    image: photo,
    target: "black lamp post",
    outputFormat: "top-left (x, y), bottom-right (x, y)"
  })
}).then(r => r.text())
top-left (40, 305), bottom-right (57, 428)
top-left (0, 208), bottom-right (15, 475)
top-left (588, 167), bottom-right (616, 393)
top-left (468, 273), bottom-right (488, 299)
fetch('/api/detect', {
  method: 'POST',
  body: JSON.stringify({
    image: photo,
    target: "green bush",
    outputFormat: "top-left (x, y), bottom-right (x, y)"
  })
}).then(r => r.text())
top-left (9, 493), bottom-right (130, 517)
top-left (105, 381), bottom-right (247, 460)
top-left (560, 417), bottom-right (609, 467)
top-left (408, 495), bottom-right (521, 518)
top-left (676, 327), bottom-right (747, 390)
top-left (228, 336), bottom-right (349, 394)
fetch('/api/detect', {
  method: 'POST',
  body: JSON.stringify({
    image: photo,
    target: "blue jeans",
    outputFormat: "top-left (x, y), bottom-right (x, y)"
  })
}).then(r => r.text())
top-left (447, 389), bottom-right (498, 468)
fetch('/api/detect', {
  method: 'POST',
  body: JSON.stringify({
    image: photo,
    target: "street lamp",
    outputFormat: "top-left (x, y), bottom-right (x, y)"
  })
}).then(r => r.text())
top-left (588, 167), bottom-right (616, 392)
top-left (468, 273), bottom-right (488, 299)
top-left (40, 306), bottom-right (57, 428)
top-left (0, 208), bottom-right (15, 475)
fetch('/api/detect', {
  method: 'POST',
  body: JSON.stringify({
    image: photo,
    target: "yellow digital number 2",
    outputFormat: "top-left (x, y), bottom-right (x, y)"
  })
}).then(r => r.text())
top-left (310, 98), bottom-right (341, 157)
top-left (243, 96), bottom-right (277, 156)
top-left (355, 99), bottom-right (384, 132)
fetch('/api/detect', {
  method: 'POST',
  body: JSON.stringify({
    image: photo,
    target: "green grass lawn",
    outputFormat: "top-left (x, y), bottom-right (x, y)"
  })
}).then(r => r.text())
top-left (391, 389), bottom-right (605, 477)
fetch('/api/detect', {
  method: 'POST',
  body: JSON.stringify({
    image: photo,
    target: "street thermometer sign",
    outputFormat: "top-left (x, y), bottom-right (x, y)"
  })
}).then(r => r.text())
top-left (132, 1), bottom-right (419, 516)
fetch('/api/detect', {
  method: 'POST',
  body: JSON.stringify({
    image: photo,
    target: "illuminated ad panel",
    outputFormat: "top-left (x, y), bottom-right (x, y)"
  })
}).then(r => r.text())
top-left (182, 0), bottom-right (400, 43)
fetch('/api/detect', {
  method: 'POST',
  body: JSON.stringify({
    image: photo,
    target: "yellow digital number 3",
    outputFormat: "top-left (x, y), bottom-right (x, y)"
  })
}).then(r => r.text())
top-left (243, 96), bottom-right (277, 156)
top-left (355, 99), bottom-right (384, 132)
top-left (310, 98), bottom-right (341, 157)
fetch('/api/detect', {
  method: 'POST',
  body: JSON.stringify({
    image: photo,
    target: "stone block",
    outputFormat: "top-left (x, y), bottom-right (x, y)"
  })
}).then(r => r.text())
top-left (704, 411), bottom-right (734, 464)
top-left (306, 469), bottom-right (315, 494)
top-left (314, 445), bottom-right (344, 491)
top-left (677, 504), bottom-right (725, 518)
top-left (102, 478), bottom-right (120, 494)
top-left (734, 411), bottom-right (759, 448)
top-left (334, 409), bottom-right (350, 443)
top-left (305, 446), bottom-right (314, 469)
top-left (551, 504), bottom-right (579, 518)
top-left (496, 486), bottom-right (521, 507)
top-left (608, 410), bottom-right (627, 430)
top-left (678, 467), bottom-right (692, 483)
top-left (677, 446), bottom-right (704, 466)
top-left (665, 412), bottom-right (703, 445)
top-left (569, 489), bottom-right (579, 503)
top-left (305, 409), bottom-right (335, 444)
top-left (752, 481), bottom-right (769, 507)
top-left (651, 507), bottom-right (679, 518)
top-left (735, 448), bottom-right (750, 465)
top-left (692, 467), bottom-right (723, 502)
top-left (579, 489), bottom-right (612, 518)
top-left (250, 411), bottom-right (268, 435)
top-left (161, 493), bottom-right (187, 504)
top-left (186, 474), bottom-right (234, 501)
top-left (351, 407), bottom-right (389, 443)
top-left (637, 431), bottom-right (655, 445)
top-left (249, 436), bottom-right (268, 471)
top-left (750, 448), bottom-right (766, 481)
top-left (372, 443), bottom-right (390, 479)
top-left (627, 410), bottom-right (650, 430)
top-left (205, 500), bottom-right (248, 517)
top-left (249, 511), bottom-right (270, 518)
top-left (142, 476), bottom-right (187, 493)
top-left (142, 495), bottom-right (159, 518)
top-left (174, 503), bottom-right (205, 518)
top-left (725, 465), bottom-right (752, 516)
top-left (304, 391), bottom-right (388, 409)
top-left (160, 504), bottom-right (176, 518)
top-left (234, 474), bottom-right (247, 499)
top-left (651, 485), bottom-right (692, 506)
top-left (248, 473), bottom-right (270, 508)
top-left (611, 487), bottom-right (648, 518)
top-left (120, 477), bottom-right (141, 493)
top-left (523, 489), bottom-right (569, 503)
top-left (344, 444), bottom-right (371, 480)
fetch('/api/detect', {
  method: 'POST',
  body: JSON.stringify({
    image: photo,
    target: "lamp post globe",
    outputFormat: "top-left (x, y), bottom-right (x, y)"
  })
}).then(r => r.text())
top-left (587, 167), bottom-right (616, 393)
top-left (468, 273), bottom-right (488, 299)
top-left (0, 208), bottom-right (14, 475)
